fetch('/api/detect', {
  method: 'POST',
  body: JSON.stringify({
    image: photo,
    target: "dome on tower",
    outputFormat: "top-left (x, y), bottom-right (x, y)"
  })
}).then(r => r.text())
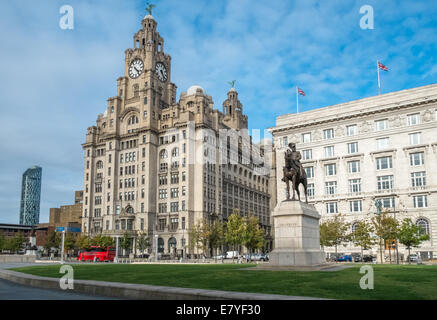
top-left (144, 14), bottom-right (155, 20)
top-left (186, 85), bottom-right (205, 96)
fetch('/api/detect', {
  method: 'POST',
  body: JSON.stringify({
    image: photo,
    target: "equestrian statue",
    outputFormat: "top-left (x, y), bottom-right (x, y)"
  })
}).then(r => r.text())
top-left (281, 142), bottom-right (308, 203)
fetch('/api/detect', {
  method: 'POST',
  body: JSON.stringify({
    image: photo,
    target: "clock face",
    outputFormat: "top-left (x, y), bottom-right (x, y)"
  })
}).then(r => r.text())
top-left (128, 58), bottom-right (144, 79)
top-left (155, 62), bottom-right (168, 82)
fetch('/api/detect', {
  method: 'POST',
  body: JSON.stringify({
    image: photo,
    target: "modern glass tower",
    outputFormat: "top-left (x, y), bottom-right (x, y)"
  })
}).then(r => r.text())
top-left (19, 166), bottom-right (42, 225)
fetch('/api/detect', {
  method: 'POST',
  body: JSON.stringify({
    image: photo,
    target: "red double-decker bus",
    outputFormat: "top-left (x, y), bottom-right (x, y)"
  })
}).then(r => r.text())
top-left (77, 246), bottom-right (116, 262)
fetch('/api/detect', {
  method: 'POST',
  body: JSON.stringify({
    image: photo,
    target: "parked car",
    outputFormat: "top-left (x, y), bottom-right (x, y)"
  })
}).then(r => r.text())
top-left (353, 255), bottom-right (362, 262)
top-left (78, 246), bottom-right (116, 262)
top-left (362, 255), bottom-right (374, 262)
top-left (336, 255), bottom-right (352, 262)
top-left (246, 253), bottom-right (268, 261)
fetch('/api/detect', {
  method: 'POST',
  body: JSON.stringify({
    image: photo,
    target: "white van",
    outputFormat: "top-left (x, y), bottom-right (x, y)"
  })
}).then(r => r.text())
top-left (226, 251), bottom-right (239, 259)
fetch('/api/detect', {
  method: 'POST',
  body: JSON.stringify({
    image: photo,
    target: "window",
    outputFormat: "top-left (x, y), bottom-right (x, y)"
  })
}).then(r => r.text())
top-left (304, 167), bottom-right (314, 179)
top-left (170, 188), bottom-right (179, 198)
top-left (375, 119), bottom-right (388, 131)
top-left (159, 189), bottom-right (168, 199)
top-left (182, 200), bottom-right (186, 211)
top-left (377, 175), bottom-right (394, 191)
top-left (349, 200), bottom-right (362, 212)
top-left (349, 179), bottom-right (361, 193)
top-left (182, 217), bottom-right (186, 229)
top-left (325, 163), bottom-right (336, 176)
top-left (171, 173), bottom-right (179, 184)
top-left (348, 160), bottom-right (360, 173)
top-left (347, 142), bottom-right (358, 154)
top-left (158, 219), bottom-right (166, 231)
top-left (413, 195), bottom-right (428, 208)
top-left (302, 149), bottom-right (312, 160)
top-left (324, 146), bottom-right (334, 158)
top-left (282, 136), bottom-right (288, 147)
top-left (172, 148), bottom-right (179, 157)
top-left (409, 132), bottom-right (421, 145)
top-left (325, 181), bottom-right (337, 195)
top-left (410, 152), bottom-right (425, 166)
top-left (170, 218), bottom-right (178, 231)
top-left (416, 218), bottom-right (430, 235)
top-left (326, 202), bottom-right (338, 214)
top-left (376, 156), bottom-right (393, 170)
top-left (170, 202), bottom-right (179, 212)
top-left (159, 203), bottom-right (167, 213)
top-left (379, 197), bottom-right (395, 209)
top-left (323, 129), bottom-right (334, 140)
top-left (302, 133), bottom-right (312, 143)
top-left (307, 183), bottom-right (315, 198)
top-left (376, 137), bottom-right (389, 150)
top-left (160, 149), bottom-right (168, 159)
top-left (347, 125), bottom-right (357, 136)
top-left (411, 172), bottom-right (426, 187)
top-left (408, 113), bottom-right (420, 126)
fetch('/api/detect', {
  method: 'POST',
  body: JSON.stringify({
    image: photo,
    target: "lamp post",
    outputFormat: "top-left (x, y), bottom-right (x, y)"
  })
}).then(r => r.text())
top-left (60, 230), bottom-right (65, 264)
top-left (114, 236), bottom-right (119, 263)
top-left (155, 234), bottom-right (158, 262)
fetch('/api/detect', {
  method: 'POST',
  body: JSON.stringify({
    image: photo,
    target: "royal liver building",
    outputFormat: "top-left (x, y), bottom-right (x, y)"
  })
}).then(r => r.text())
top-left (81, 13), bottom-right (272, 256)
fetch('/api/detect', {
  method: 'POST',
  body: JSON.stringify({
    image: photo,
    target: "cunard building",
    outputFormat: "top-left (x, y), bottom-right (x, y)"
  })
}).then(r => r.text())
top-left (81, 12), bottom-right (272, 256)
top-left (270, 84), bottom-right (437, 260)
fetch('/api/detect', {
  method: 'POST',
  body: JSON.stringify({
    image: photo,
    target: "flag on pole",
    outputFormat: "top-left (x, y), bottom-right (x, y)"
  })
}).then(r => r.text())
top-left (378, 61), bottom-right (389, 72)
top-left (297, 87), bottom-right (306, 96)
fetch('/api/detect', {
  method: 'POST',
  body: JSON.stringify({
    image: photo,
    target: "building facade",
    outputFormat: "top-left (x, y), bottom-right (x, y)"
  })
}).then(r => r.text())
top-left (270, 84), bottom-right (437, 259)
top-left (81, 14), bottom-right (272, 256)
top-left (19, 166), bottom-right (42, 225)
top-left (49, 190), bottom-right (83, 232)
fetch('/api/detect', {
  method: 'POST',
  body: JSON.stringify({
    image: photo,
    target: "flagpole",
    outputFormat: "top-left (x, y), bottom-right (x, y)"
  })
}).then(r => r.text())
top-left (296, 86), bottom-right (299, 114)
top-left (377, 60), bottom-right (381, 95)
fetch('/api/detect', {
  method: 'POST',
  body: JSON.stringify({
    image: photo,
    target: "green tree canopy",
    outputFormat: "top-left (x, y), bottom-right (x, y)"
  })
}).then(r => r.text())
top-left (242, 215), bottom-right (265, 258)
top-left (319, 214), bottom-right (351, 256)
top-left (224, 210), bottom-right (245, 257)
top-left (398, 218), bottom-right (429, 262)
top-left (351, 220), bottom-right (376, 257)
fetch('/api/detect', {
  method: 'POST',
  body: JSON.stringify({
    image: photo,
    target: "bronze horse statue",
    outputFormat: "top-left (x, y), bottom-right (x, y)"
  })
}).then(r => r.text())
top-left (282, 143), bottom-right (308, 203)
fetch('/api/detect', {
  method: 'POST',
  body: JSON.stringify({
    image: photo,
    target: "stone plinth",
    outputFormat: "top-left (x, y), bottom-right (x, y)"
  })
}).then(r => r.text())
top-left (269, 200), bottom-right (325, 267)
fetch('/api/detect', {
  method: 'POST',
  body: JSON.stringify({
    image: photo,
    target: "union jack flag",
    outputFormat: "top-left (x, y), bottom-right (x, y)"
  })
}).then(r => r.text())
top-left (378, 61), bottom-right (389, 71)
top-left (297, 87), bottom-right (306, 96)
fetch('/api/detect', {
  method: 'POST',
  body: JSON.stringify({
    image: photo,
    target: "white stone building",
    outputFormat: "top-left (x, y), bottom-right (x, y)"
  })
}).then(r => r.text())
top-left (270, 84), bottom-right (437, 260)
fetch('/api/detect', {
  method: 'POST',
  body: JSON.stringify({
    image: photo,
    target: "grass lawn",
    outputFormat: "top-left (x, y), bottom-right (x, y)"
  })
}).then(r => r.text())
top-left (10, 263), bottom-right (437, 300)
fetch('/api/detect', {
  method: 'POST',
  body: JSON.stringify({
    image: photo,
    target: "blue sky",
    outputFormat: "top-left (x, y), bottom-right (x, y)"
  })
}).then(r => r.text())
top-left (0, 0), bottom-right (436, 224)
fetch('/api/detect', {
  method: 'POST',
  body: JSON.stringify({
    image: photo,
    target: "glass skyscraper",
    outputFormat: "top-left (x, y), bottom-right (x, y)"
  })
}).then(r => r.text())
top-left (19, 166), bottom-right (42, 225)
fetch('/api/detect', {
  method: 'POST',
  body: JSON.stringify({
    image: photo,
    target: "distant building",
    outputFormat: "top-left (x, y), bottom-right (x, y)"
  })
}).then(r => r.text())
top-left (0, 223), bottom-right (49, 248)
top-left (49, 190), bottom-right (83, 232)
top-left (19, 166), bottom-right (42, 225)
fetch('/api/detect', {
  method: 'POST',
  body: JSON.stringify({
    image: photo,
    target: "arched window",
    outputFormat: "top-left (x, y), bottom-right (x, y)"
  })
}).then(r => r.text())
top-left (168, 237), bottom-right (177, 252)
top-left (160, 149), bottom-right (168, 159)
top-left (416, 218), bottom-right (430, 235)
top-left (96, 161), bottom-right (104, 169)
top-left (351, 222), bottom-right (359, 233)
top-left (126, 206), bottom-right (134, 214)
top-left (158, 238), bottom-right (164, 253)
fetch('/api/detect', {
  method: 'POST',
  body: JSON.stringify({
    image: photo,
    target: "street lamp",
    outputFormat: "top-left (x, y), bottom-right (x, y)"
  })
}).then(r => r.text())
top-left (155, 234), bottom-right (158, 262)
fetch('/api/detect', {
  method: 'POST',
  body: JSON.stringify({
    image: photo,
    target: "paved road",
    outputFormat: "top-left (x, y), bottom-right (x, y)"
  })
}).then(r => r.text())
top-left (0, 262), bottom-right (118, 300)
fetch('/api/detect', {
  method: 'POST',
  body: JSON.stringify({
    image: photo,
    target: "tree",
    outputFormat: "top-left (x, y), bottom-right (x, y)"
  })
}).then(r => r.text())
top-left (351, 220), bottom-right (376, 258)
top-left (224, 210), bottom-right (245, 261)
top-left (64, 233), bottom-right (76, 257)
top-left (44, 231), bottom-right (61, 255)
top-left (91, 235), bottom-right (114, 248)
top-left (76, 234), bottom-right (91, 251)
top-left (188, 224), bottom-right (200, 256)
top-left (0, 233), bottom-right (5, 251)
top-left (119, 232), bottom-right (132, 256)
top-left (398, 218), bottom-right (430, 263)
top-left (319, 214), bottom-right (350, 259)
top-left (372, 211), bottom-right (399, 263)
top-left (137, 232), bottom-right (150, 256)
top-left (242, 215), bottom-right (265, 260)
top-left (207, 219), bottom-right (224, 259)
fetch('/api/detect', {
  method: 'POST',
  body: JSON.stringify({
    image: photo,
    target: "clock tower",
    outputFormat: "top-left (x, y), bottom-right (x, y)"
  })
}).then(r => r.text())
top-left (116, 13), bottom-right (177, 132)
